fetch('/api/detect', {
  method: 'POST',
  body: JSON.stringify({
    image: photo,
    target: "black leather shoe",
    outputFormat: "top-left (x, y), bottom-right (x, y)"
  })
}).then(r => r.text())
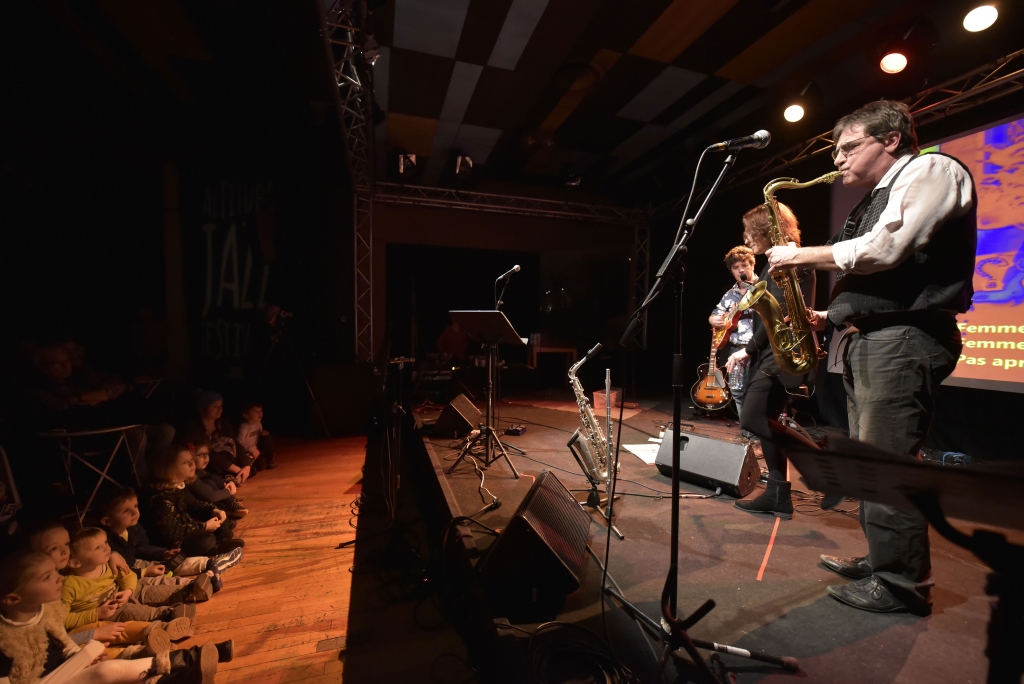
top-left (827, 576), bottom-right (930, 615)
top-left (819, 554), bottom-right (872, 580)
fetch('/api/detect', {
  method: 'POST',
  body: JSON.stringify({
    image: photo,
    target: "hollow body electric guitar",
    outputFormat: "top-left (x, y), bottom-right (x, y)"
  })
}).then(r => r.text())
top-left (691, 284), bottom-right (749, 411)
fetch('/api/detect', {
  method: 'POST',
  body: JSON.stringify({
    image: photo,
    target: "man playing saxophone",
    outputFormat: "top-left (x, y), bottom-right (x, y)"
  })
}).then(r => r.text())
top-left (765, 101), bottom-right (976, 616)
top-left (726, 202), bottom-right (815, 519)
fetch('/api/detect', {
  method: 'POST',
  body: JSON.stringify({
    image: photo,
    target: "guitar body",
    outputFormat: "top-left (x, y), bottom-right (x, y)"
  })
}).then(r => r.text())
top-left (711, 320), bottom-right (738, 350)
top-left (690, 363), bottom-right (732, 411)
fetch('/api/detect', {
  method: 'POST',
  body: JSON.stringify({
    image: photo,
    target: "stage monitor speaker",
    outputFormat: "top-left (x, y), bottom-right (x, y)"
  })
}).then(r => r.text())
top-left (655, 430), bottom-right (758, 498)
top-left (478, 470), bottom-right (590, 610)
top-left (434, 394), bottom-right (482, 439)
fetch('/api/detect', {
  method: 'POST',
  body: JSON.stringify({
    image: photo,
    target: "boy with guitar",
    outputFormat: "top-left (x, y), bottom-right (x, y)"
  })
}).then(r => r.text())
top-left (707, 246), bottom-right (758, 417)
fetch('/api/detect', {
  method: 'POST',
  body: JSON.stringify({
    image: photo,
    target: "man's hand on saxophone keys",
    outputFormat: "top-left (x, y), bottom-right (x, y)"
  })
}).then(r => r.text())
top-left (766, 241), bottom-right (799, 273)
top-left (807, 310), bottom-right (828, 331)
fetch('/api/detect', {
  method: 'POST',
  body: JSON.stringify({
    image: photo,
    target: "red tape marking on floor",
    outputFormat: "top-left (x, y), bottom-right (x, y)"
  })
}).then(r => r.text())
top-left (757, 517), bottom-right (781, 581)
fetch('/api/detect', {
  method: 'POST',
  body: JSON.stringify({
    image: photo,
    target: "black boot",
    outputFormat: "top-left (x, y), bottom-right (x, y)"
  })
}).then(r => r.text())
top-left (735, 478), bottom-right (793, 519)
top-left (152, 642), bottom-right (217, 684)
top-left (169, 641), bottom-right (234, 670)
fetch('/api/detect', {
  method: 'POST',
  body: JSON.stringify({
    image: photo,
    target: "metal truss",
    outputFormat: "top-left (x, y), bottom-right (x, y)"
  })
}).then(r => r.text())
top-left (320, 1), bottom-right (376, 361)
top-left (353, 192), bottom-right (373, 363)
top-left (631, 223), bottom-right (650, 349)
top-left (374, 182), bottom-right (646, 225)
top-left (713, 47), bottom-right (1024, 193)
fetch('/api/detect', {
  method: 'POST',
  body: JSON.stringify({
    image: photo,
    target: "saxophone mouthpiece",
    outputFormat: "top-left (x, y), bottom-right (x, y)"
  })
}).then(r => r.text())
top-left (586, 343), bottom-right (602, 359)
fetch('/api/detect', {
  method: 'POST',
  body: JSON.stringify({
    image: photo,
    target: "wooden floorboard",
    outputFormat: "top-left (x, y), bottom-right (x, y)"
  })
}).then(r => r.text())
top-left (176, 436), bottom-right (366, 683)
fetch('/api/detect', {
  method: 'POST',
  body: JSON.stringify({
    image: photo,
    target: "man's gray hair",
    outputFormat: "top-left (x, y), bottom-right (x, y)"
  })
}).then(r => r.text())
top-left (834, 100), bottom-right (919, 156)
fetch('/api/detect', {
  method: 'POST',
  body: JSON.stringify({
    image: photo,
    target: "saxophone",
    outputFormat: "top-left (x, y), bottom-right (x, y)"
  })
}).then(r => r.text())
top-left (567, 343), bottom-right (612, 484)
top-left (737, 170), bottom-right (841, 375)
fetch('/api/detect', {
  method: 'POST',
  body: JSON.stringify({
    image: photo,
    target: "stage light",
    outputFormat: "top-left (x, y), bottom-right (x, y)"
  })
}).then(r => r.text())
top-left (963, 5), bottom-right (997, 32)
top-left (880, 52), bottom-right (908, 74)
top-left (784, 104), bottom-right (804, 123)
top-left (455, 155), bottom-right (473, 178)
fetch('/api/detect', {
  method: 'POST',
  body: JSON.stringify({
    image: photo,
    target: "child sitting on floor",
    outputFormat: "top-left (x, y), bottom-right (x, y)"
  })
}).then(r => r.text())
top-left (185, 441), bottom-right (247, 519)
top-left (146, 446), bottom-right (244, 561)
top-left (0, 549), bottom-right (224, 684)
top-left (237, 400), bottom-right (276, 472)
top-left (97, 489), bottom-right (217, 603)
top-left (181, 393), bottom-right (253, 484)
top-left (61, 528), bottom-right (194, 634)
top-left (26, 523), bottom-right (200, 662)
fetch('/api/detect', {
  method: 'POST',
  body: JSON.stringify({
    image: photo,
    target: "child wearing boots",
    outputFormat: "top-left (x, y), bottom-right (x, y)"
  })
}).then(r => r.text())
top-left (60, 528), bottom-right (195, 632)
top-left (97, 490), bottom-right (217, 604)
top-left (0, 549), bottom-right (222, 684)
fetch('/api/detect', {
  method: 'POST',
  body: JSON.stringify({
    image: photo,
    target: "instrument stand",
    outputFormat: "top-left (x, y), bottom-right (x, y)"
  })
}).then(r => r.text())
top-left (446, 311), bottom-right (525, 478)
top-left (568, 432), bottom-right (624, 540)
top-left (611, 150), bottom-right (796, 682)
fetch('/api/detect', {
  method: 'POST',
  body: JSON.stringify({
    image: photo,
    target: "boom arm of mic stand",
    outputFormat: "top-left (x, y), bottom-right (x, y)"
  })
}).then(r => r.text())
top-left (621, 153), bottom-right (737, 348)
top-left (495, 276), bottom-right (512, 310)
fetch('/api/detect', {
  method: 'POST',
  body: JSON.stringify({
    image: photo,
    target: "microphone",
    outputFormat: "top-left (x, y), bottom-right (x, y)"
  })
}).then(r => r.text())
top-left (710, 130), bottom-right (771, 152)
top-left (496, 265), bottom-right (520, 281)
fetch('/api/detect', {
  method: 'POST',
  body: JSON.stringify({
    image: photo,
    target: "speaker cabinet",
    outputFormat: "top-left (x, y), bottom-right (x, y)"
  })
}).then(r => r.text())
top-left (478, 471), bottom-right (591, 611)
top-left (655, 430), bottom-right (759, 498)
top-left (433, 394), bottom-right (482, 439)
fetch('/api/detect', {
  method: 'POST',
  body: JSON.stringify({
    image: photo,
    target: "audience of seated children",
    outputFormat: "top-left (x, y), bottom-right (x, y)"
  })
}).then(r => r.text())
top-left (180, 394), bottom-right (252, 485)
top-left (146, 446), bottom-right (244, 560)
top-left (0, 549), bottom-right (223, 684)
top-left (1, 382), bottom-right (282, 684)
top-left (97, 490), bottom-right (218, 605)
top-left (236, 401), bottom-right (275, 472)
top-left (184, 442), bottom-right (247, 520)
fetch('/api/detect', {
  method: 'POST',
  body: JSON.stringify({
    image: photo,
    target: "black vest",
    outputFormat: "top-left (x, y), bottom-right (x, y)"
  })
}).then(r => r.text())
top-left (827, 152), bottom-right (977, 326)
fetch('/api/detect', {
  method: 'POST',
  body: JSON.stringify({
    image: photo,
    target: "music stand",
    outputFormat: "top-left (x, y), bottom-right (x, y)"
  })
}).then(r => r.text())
top-left (785, 435), bottom-right (1024, 684)
top-left (447, 310), bottom-right (525, 477)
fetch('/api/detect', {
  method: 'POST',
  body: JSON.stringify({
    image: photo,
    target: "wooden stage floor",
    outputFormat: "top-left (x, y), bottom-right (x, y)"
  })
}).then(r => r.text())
top-left (175, 437), bottom-right (364, 684)
top-left (416, 397), bottom-right (1018, 684)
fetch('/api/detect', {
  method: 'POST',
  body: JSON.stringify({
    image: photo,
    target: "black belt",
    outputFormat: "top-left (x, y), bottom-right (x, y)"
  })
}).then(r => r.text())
top-left (849, 309), bottom-right (958, 338)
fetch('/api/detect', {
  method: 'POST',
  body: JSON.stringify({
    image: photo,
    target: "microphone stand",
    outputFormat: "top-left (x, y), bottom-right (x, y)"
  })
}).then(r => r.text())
top-left (608, 151), bottom-right (797, 682)
top-left (491, 272), bottom-right (526, 456)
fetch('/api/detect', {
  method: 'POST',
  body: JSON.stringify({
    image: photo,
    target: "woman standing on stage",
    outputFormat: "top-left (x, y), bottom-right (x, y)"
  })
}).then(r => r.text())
top-left (725, 202), bottom-right (816, 519)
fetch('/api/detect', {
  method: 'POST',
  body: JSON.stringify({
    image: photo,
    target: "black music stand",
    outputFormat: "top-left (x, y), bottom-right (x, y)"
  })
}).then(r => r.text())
top-left (785, 435), bottom-right (1024, 684)
top-left (447, 310), bottom-right (524, 477)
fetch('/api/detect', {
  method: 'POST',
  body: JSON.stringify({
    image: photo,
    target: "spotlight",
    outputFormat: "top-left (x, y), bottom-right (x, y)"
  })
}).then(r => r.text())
top-left (963, 5), bottom-right (997, 32)
top-left (784, 104), bottom-right (804, 123)
top-left (873, 19), bottom-right (937, 75)
top-left (880, 52), bottom-right (908, 74)
top-left (454, 155), bottom-right (473, 178)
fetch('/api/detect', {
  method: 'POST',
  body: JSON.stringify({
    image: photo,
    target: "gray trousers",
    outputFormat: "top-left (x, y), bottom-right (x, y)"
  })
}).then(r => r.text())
top-left (843, 320), bottom-right (960, 605)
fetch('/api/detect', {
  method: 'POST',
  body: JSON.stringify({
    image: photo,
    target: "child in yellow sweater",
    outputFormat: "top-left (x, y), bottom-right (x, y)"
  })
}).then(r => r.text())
top-left (0, 549), bottom-right (220, 684)
top-left (61, 528), bottom-right (193, 639)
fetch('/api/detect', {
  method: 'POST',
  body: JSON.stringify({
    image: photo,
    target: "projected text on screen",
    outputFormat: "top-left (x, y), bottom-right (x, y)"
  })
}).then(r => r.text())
top-left (936, 117), bottom-right (1024, 393)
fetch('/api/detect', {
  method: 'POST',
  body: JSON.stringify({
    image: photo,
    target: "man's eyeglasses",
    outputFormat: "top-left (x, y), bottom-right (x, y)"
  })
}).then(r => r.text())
top-left (831, 135), bottom-right (873, 160)
top-left (195, 450), bottom-right (210, 457)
